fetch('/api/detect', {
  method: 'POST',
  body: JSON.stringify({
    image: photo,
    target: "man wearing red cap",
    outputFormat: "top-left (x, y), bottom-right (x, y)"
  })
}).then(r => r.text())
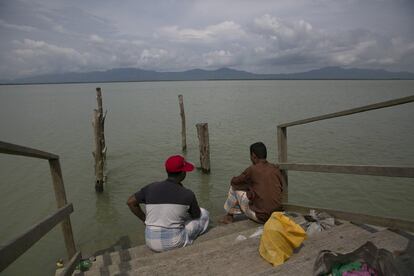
top-left (127, 155), bottom-right (209, 252)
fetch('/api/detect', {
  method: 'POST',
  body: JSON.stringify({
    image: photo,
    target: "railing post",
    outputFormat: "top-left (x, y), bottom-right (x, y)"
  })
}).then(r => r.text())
top-left (49, 159), bottom-right (77, 259)
top-left (277, 126), bottom-right (288, 203)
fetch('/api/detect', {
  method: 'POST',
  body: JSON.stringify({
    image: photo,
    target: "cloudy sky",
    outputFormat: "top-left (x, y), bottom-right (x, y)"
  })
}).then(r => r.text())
top-left (1, 0), bottom-right (413, 79)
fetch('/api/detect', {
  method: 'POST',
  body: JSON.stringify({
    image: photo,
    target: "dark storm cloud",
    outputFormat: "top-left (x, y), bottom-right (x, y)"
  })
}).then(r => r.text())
top-left (0, 0), bottom-right (413, 79)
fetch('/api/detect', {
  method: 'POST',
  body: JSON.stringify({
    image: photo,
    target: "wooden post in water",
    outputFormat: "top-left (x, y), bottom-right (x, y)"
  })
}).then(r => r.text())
top-left (277, 126), bottom-right (288, 203)
top-left (178, 95), bottom-right (187, 152)
top-left (96, 88), bottom-right (107, 161)
top-left (93, 87), bottom-right (106, 192)
top-left (196, 123), bottom-right (210, 173)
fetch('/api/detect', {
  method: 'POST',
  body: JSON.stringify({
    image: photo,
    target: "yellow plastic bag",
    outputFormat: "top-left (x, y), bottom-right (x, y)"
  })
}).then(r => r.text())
top-left (259, 212), bottom-right (307, 266)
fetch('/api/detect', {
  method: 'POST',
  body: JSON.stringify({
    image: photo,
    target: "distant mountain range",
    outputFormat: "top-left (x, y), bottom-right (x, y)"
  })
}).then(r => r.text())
top-left (2, 66), bottom-right (414, 84)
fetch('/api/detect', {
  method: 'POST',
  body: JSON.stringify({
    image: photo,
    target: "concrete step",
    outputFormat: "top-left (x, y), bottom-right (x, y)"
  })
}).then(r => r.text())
top-left (126, 233), bottom-right (265, 276)
top-left (59, 211), bottom-right (412, 276)
top-left (83, 221), bottom-right (349, 275)
top-left (83, 223), bottom-right (264, 276)
top-left (88, 221), bottom-right (410, 276)
top-left (120, 222), bottom-right (389, 276)
top-left (82, 219), bottom-right (260, 275)
top-left (124, 224), bottom-right (409, 276)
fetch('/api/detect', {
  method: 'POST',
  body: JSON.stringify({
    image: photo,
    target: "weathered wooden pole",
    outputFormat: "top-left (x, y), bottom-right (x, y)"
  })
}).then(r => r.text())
top-left (96, 88), bottom-right (107, 161)
top-left (178, 95), bottom-right (187, 151)
top-left (196, 123), bottom-right (210, 173)
top-left (277, 126), bottom-right (288, 203)
top-left (93, 87), bottom-right (106, 192)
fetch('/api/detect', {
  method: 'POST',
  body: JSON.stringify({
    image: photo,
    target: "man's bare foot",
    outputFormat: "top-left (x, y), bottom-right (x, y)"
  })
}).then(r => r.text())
top-left (219, 214), bottom-right (234, 224)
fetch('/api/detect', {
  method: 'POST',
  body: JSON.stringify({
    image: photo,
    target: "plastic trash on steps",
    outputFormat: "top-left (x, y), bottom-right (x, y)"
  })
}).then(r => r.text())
top-left (56, 259), bottom-right (64, 269)
top-left (235, 235), bottom-right (247, 241)
top-left (313, 241), bottom-right (402, 276)
top-left (284, 210), bottom-right (336, 235)
top-left (259, 212), bottom-right (307, 266)
top-left (234, 226), bottom-right (264, 241)
top-left (75, 259), bottom-right (92, 272)
top-left (305, 210), bottom-right (335, 236)
top-left (249, 226), bottom-right (264, 238)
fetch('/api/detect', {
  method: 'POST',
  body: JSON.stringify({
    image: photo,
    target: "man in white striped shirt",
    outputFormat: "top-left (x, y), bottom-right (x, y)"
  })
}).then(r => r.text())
top-left (127, 155), bottom-right (210, 252)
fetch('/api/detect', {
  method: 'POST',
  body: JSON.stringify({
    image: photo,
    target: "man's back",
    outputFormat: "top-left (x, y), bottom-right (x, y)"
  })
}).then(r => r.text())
top-left (247, 161), bottom-right (283, 222)
top-left (231, 160), bottom-right (283, 222)
top-left (135, 179), bottom-right (201, 228)
top-left (127, 155), bottom-right (209, 252)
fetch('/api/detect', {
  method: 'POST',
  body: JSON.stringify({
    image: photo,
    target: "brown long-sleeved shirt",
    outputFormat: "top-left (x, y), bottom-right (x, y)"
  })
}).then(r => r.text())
top-left (231, 160), bottom-right (283, 223)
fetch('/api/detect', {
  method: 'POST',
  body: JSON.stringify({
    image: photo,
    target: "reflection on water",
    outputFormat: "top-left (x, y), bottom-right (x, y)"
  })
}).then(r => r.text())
top-left (198, 173), bottom-right (212, 199)
top-left (0, 80), bottom-right (413, 276)
top-left (95, 190), bottom-right (120, 225)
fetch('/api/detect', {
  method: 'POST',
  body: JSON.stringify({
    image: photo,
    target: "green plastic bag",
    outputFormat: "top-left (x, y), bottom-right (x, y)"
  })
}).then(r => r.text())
top-left (259, 212), bottom-right (307, 266)
top-left (76, 259), bottom-right (92, 271)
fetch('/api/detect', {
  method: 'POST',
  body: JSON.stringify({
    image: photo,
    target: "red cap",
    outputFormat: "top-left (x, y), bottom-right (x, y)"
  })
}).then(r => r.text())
top-left (165, 155), bottom-right (195, 173)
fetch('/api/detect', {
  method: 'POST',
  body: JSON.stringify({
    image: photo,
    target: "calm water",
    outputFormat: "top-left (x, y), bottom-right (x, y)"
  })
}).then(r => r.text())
top-left (0, 80), bottom-right (413, 275)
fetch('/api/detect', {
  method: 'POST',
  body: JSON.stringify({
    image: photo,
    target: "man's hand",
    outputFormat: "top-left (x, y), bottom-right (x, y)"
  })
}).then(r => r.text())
top-left (230, 168), bottom-right (251, 191)
top-left (127, 195), bottom-right (146, 222)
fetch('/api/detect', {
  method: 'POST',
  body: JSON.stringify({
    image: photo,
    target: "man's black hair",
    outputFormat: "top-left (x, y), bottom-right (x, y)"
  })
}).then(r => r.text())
top-left (250, 142), bottom-right (267, 159)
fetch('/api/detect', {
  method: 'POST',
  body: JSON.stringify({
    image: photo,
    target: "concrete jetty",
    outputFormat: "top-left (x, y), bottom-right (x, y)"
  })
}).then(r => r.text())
top-left (59, 216), bottom-right (411, 276)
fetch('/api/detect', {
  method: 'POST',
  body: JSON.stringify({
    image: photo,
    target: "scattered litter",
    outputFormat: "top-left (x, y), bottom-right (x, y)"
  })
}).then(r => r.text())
top-left (259, 212), bottom-right (307, 266)
top-left (305, 209), bottom-right (335, 236)
top-left (249, 226), bottom-right (264, 238)
top-left (313, 241), bottom-right (401, 276)
top-left (235, 234), bottom-right (247, 241)
top-left (76, 259), bottom-right (92, 272)
top-left (285, 211), bottom-right (307, 227)
top-left (56, 259), bottom-right (64, 269)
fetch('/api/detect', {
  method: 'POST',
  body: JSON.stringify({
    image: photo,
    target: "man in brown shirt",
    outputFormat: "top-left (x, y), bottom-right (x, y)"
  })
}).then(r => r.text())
top-left (220, 142), bottom-right (283, 224)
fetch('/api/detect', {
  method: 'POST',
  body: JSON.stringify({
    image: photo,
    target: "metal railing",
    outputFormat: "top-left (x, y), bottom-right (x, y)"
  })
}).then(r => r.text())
top-left (277, 95), bottom-right (414, 231)
top-left (0, 141), bottom-right (81, 275)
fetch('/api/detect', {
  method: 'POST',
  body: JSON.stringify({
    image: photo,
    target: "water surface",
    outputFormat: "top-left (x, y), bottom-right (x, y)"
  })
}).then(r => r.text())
top-left (0, 80), bottom-right (413, 275)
